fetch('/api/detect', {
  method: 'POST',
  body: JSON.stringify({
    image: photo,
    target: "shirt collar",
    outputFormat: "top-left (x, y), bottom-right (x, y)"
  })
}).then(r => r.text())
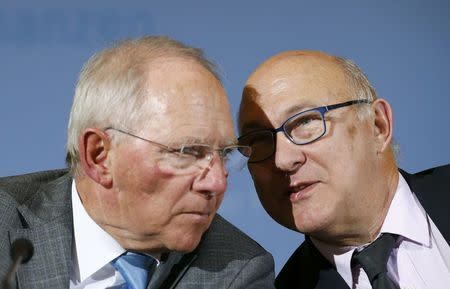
top-left (312, 172), bottom-right (431, 287)
top-left (381, 173), bottom-right (430, 246)
top-left (311, 238), bottom-right (355, 285)
top-left (71, 181), bottom-right (125, 283)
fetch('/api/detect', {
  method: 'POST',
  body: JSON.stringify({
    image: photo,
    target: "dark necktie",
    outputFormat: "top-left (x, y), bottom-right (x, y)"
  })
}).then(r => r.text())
top-left (351, 233), bottom-right (399, 289)
top-left (112, 251), bottom-right (156, 289)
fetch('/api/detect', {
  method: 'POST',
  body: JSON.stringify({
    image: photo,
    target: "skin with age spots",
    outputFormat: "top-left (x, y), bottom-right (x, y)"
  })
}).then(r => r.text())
top-left (238, 51), bottom-right (398, 246)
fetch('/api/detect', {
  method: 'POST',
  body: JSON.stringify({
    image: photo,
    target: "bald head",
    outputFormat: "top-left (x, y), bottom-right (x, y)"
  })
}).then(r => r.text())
top-left (255, 50), bottom-right (336, 70)
top-left (239, 51), bottom-right (378, 130)
top-left (243, 51), bottom-right (346, 103)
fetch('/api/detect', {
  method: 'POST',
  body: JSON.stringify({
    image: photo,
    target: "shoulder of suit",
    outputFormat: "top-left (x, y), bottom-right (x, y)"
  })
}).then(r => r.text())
top-left (416, 164), bottom-right (450, 176)
top-left (198, 214), bottom-right (270, 259)
top-left (402, 163), bottom-right (450, 178)
top-left (402, 164), bottom-right (450, 242)
top-left (0, 169), bottom-right (70, 205)
top-left (401, 164), bottom-right (450, 192)
top-left (276, 236), bottom-right (339, 288)
top-left (277, 237), bottom-right (312, 273)
top-left (275, 239), bottom-right (314, 288)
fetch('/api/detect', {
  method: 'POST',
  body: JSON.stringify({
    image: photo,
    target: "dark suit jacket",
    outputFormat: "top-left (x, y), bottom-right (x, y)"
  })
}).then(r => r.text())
top-left (0, 169), bottom-right (275, 289)
top-left (275, 165), bottom-right (450, 289)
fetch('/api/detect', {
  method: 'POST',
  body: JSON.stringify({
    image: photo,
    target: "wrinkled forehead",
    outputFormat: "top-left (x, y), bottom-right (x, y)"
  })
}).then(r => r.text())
top-left (239, 54), bottom-right (350, 130)
top-left (137, 58), bottom-right (235, 144)
top-left (141, 57), bottom-right (227, 110)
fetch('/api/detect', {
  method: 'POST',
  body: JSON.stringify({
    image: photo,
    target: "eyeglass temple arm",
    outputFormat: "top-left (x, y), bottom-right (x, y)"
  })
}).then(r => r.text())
top-left (324, 99), bottom-right (371, 112)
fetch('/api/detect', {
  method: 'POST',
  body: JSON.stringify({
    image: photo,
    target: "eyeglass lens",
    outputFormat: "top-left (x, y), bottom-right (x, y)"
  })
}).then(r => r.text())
top-left (285, 110), bottom-right (325, 143)
top-left (240, 110), bottom-right (326, 163)
top-left (157, 145), bottom-right (250, 175)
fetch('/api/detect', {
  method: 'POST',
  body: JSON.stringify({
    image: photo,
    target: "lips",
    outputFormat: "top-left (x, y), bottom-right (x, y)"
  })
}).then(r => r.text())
top-left (177, 201), bottom-right (216, 222)
top-left (180, 207), bottom-right (214, 217)
top-left (179, 211), bottom-right (213, 225)
top-left (287, 181), bottom-right (319, 202)
top-left (182, 211), bottom-right (211, 216)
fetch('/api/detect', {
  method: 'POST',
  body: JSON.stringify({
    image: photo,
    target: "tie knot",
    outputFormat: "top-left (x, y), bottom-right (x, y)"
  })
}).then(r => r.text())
top-left (352, 233), bottom-right (397, 281)
top-left (112, 251), bottom-right (156, 289)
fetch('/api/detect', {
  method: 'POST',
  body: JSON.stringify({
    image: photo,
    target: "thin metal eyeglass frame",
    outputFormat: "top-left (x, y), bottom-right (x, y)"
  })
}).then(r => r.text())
top-left (105, 127), bottom-right (180, 153)
top-left (239, 99), bottom-right (372, 163)
top-left (104, 127), bottom-right (250, 167)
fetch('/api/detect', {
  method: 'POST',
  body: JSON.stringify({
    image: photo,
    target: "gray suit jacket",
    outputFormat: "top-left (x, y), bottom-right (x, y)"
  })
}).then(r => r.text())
top-left (0, 169), bottom-right (275, 289)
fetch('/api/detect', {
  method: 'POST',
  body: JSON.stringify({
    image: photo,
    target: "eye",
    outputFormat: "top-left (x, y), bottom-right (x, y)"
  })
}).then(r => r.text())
top-left (286, 111), bottom-right (324, 141)
top-left (291, 114), bottom-right (321, 127)
top-left (180, 145), bottom-right (209, 159)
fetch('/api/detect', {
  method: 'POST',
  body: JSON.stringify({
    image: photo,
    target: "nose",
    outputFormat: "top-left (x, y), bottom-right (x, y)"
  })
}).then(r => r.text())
top-left (274, 133), bottom-right (306, 172)
top-left (192, 154), bottom-right (228, 196)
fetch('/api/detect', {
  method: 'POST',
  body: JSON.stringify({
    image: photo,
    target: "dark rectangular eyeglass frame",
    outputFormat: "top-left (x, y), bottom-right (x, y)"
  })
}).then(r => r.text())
top-left (238, 99), bottom-right (372, 163)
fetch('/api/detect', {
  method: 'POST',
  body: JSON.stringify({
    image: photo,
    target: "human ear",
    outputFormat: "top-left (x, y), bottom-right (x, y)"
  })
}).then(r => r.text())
top-left (372, 99), bottom-right (393, 153)
top-left (78, 128), bottom-right (113, 188)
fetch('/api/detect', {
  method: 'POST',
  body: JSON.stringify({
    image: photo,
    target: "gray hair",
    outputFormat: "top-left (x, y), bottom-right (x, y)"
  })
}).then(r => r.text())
top-left (334, 55), bottom-right (399, 159)
top-left (66, 36), bottom-right (220, 174)
top-left (333, 56), bottom-right (378, 120)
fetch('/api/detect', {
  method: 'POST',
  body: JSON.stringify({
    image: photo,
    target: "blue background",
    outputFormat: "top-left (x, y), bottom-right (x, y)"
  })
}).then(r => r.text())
top-left (1, 0), bottom-right (449, 273)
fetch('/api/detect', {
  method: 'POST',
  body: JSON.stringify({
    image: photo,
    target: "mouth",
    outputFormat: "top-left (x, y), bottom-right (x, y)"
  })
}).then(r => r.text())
top-left (180, 211), bottom-right (213, 222)
top-left (287, 181), bottom-right (319, 202)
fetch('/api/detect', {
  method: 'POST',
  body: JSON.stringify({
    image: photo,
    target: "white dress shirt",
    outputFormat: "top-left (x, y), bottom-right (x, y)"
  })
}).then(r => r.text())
top-left (69, 181), bottom-right (159, 289)
top-left (312, 173), bottom-right (450, 289)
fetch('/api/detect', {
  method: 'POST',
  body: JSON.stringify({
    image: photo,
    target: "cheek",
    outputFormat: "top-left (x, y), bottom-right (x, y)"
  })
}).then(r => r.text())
top-left (113, 146), bottom-right (175, 199)
top-left (303, 128), bottom-right (375, 217)
top-left (213, 193), bottom-right (225, 210)
top-left (249, 165), bottom-right (283, 196)
top-left (346, 123), bottom-right (358, 139)
top-left (155, 193), bottom-right (224, 252)
top-left (249, 165), bottom-right (296, 226)
top-left (310, 125), bottom-right (361, 183)
top-left (326, 124), bottom-right (376, 182)
top-left (131, 173), bottom-right (192, 213)
top-left (115, 161), bottom-right (195, 227)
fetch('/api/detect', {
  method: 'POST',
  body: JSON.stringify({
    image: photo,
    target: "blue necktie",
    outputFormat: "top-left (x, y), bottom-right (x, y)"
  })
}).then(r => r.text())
top-left (112, 251), bottom-right (156, 289)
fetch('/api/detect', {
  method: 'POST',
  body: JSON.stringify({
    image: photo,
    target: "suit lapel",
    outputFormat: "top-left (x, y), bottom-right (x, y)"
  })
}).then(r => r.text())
top-left (314, 266), bottom-right (350, 289)
top-left (10, 216), bottom-right (73, 288)
top-left (148, 251), bottom-right (197, 289)
top-left (400, 167), bottom-right (450, 242)
top-left (302, 238), bottom-right (349, 289)
top-left (8, 172), bottom-right (73, 289)
top-left (276, 237), bottom-right (349, 289)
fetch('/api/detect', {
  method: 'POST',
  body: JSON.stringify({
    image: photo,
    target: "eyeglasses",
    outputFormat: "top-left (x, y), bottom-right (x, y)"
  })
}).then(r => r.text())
top-left (105, 127), bottom-right (252, 175)
top-left (238, 99), bottom-right (371, 163)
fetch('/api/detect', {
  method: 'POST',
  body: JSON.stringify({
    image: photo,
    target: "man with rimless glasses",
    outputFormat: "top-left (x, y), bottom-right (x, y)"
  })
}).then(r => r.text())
top-left (0, 36), bottom-right (275, 289)
top-left (238, 51), bottom-right (449, 289)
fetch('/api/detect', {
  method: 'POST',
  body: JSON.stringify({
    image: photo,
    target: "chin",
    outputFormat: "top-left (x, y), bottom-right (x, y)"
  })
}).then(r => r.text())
top-left (293, 214), bottom-right (334, 237)
top-left (170, 235), bottom-right (203, 253)
top-left (166, 227), bottom-right (207, 253)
